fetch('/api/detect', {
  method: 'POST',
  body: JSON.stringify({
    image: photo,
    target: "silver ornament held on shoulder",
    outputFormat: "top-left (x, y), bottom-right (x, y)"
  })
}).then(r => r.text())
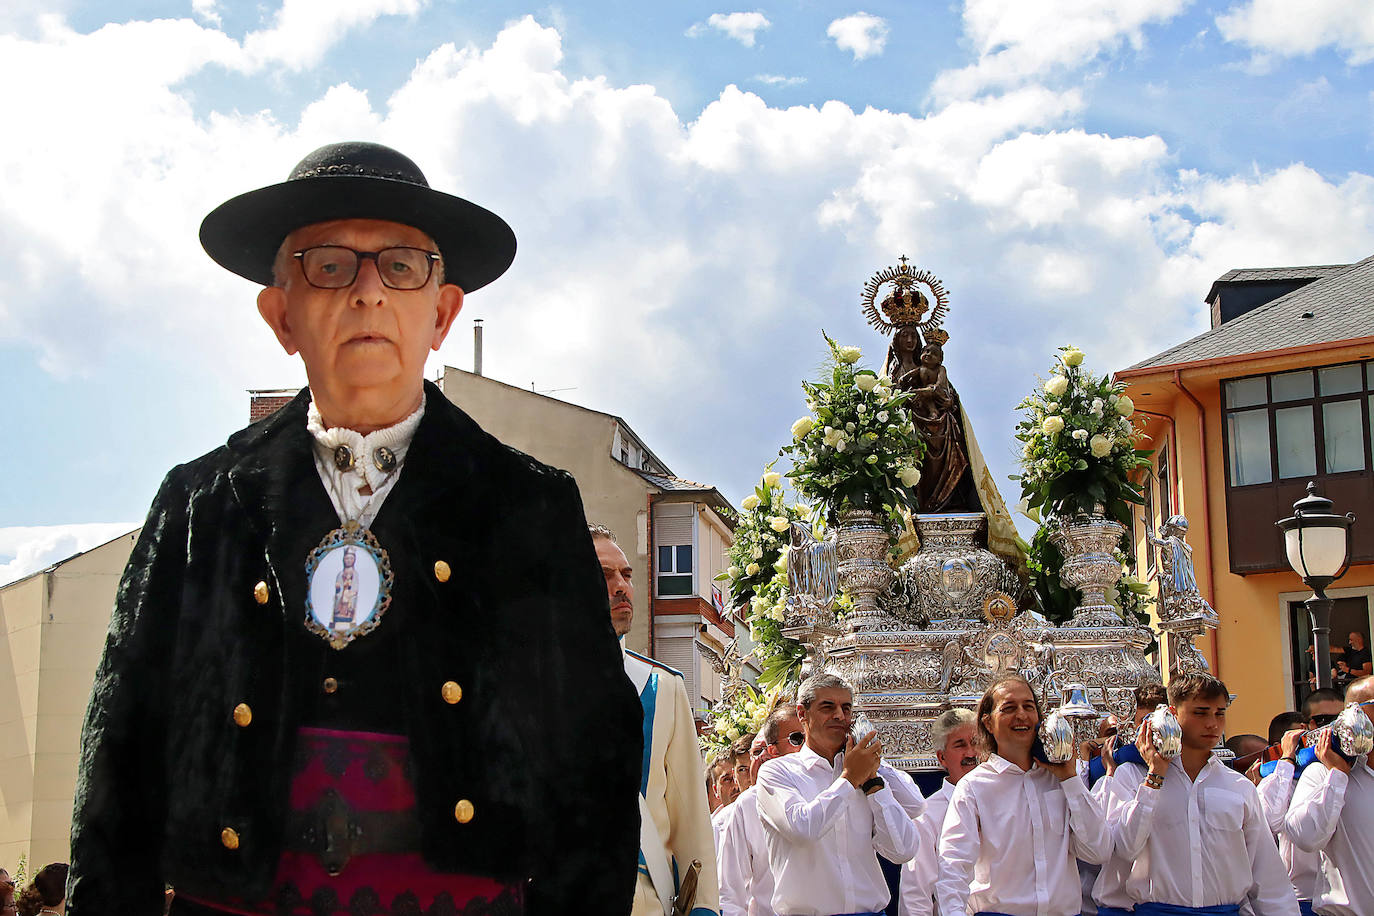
top-left (1039, 711), bottom-right (1077, 764)
top-left (1148, 706), bottom-right (1183, 759)
top-left (1334, 702), bottom-right (1374, 758)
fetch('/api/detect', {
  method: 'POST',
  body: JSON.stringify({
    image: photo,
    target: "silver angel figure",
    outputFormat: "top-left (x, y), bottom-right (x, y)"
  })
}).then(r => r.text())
top-left (1147, 515), bottom-right (1217, 626)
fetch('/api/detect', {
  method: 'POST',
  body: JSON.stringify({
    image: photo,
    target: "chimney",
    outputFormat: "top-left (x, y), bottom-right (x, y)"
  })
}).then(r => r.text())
top-left (474, 319), bottom-right (484, 377)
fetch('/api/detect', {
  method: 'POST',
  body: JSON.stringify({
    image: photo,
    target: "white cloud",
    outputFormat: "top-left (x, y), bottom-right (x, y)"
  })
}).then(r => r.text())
top-left (688, 11), bottom-right (771, 47)
top-left (6, 9), bottom-right (1374, 521)
top-left (0, 524), bottom-right (137, 587)
top-left (1217, 0), bottom-right (1374, 66)
top-left (827, 12), bottom-right (888, 60)
top-left (191, 0), bottom-right (222, 27)
top-left (933, 0), bottom-right (1191, 100)
top-left (242, 0), bottom-right (428, 71)
top-left (754, 73), bottom-right (806, 86)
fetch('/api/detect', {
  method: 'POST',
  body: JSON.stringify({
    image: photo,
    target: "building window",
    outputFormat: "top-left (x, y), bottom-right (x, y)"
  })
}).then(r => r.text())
top-left (1223, 362), bottom-right (1372, 487)
top-left (654, 503), bottom-right (696, 597)
top-left (1221, 360), bottom-right (1374, 573)
top-left (1157, 447), bottom-right (1172, 522)
top-left (1142, 473), bottom-right (1156, 573)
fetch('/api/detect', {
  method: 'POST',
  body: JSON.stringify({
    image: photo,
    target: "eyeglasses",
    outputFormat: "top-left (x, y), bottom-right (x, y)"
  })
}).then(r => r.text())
top-left (292, 246), bottom-right (441, 290)
top-left (1310, 713), bottom-right (1339, 727)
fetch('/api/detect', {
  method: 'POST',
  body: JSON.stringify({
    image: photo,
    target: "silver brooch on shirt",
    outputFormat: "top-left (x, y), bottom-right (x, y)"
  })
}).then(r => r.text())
top-left (303, 521), bottom-right (394, 649)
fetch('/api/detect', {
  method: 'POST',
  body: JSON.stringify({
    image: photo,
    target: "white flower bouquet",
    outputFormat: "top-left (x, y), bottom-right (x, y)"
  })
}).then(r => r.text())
top-left (1012, 345), bottom-right (1151, 525)
top-left (781, 333), bottom-right (925, 529)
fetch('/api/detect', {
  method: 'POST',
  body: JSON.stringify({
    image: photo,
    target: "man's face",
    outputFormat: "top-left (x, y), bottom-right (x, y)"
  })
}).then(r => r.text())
top-left (733, 753), bottom-right (752, 792)
top-left (256, 218), bottom-right (462, 405)
top-left (1175, 696), bottom-right (1227, 751)
top-left (594, 537), bottom-right (634, 637)
top-left (982, 680), bottom-right (1040, 755)
top-left (1350, 632), bottom-right (1365, 651)
top-left (1308, 698), bottom-right (1346, 726)
top-left (715, 763), bottom-right (740, 805)
top-left (800, 687), bottom-right (852, 756)
top-left (935, 723), bottom-right (979, 784)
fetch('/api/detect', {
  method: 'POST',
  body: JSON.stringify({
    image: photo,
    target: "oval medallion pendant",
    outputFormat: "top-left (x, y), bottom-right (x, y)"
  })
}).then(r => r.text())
top-left (304, 520), bottom-right (394, 650)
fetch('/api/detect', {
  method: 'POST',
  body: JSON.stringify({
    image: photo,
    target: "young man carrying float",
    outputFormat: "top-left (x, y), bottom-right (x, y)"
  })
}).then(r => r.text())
top-left (936, 673), bottom-right (1111, 916)
top-left (1112, 673), bottom-right (1299, 915)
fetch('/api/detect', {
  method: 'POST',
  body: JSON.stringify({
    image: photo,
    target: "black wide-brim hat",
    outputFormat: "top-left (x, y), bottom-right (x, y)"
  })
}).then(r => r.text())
top-left (200, 141), bottom-right (516, 292)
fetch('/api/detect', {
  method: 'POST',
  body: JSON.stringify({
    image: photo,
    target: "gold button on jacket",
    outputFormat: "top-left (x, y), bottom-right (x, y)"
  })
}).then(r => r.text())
top-left (441, 681), bottom-right (463, 704)
top-left (232, 703), bottom-right (252, 727)
top-left (454, 799), bottom-right (474, 824)
top-left (433, 560), bottom-right (451, 582)
top-left (220, 827), bottom-right (240, 850)
top-left (253, 581), bottom-right (269, 605)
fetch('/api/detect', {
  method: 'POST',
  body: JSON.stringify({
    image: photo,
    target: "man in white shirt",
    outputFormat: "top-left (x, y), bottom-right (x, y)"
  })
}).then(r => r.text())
top-left (937, 673), bottom-right (1111, 916)
top-left (719, 706), bottom-right (804, 916)
top-left (899, 708), bottom-right (977, 916)
top-left (713, 750), bottom-right (745, 850)
top-left (1284, 676), bottom-right (1374, 916)
top-left (756, 671), bottom-right (921, 916)
top-left (1256, 694), bottom-right (1344, 916)
top-left (594, 526), bottom-right (720, 916)
top-left (1112, 672), bottom-right (1298, 915)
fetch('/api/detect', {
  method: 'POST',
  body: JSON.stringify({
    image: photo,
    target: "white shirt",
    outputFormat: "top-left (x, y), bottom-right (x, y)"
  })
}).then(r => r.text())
top-left (718, 786), bottom-right (769, 916)
top-left (713, 803), bottom-right (732, 852)
top-left (1256, 760), bottom-right (1321, 902)
top-left (900, 778), bottom-right (956, 916)
top-left (307, 398), bottom-right (424, 526)
top-left (936, 755), bottom-right (1110, 916)
top-left (1284, 755), bottom-right (1374, 916)
top-left (1111, 757), bottom-right (1297, 914)
top-left (756, 744), bottom-right (920, 916)
top-left (1089, 768), bottom-right (1135, 911)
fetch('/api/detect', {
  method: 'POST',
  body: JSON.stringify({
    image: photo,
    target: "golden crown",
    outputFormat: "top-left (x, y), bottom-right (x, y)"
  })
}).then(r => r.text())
top-left (860, 256), bottom-right (951, 337)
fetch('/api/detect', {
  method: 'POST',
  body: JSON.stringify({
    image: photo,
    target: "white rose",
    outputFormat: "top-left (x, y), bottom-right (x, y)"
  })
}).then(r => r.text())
top-left (727, 726), bottom-right (741, 741)
top-left (836, 439), bottom-right (847, 452)
top-left (727, 565), bottom-right (741, 579)
top-left (1090, 434), bottom-right (1113, 458)
top-left (1116, 395), bottom-right (1135, 417)
top-left (856, 404), bottom-right (867, 415)
top-left (1044, 375), bottom-right (1069, 397)
top-left (791, 416), bottom-right (816, 439)
top-left (763, 471), bottom-right (782, 488)
top-left (846, 422), bottom-right (856, 433)
top-left (877, 410), bottom-right (889, 423)
top-left (1047, 402), bottom-right (1059, 414)
top-left (837, 345), bottom-right (861, 364)
top-left (752, 546), bottom-right (763, 559)
top-left (823, 427), bottom-right (842, 448)
top-left (855, 374), bottom-right (878, 392)
top-left (1063, 347), bottom-right (1085, 367)
top-left (741, 494), bottom-right (760, 511)
top-left (774, 554), bottom-right (788, 573)
top-left (770, 516), bottom-right (790, 532)
top-left (1072, 428), bottom-right (1089, 441)
top-left (1042, 416), bottom-right (1065, 435)
top-left (745, 562), bottom-right (760, 576)
top-left (769, 603), bottom-right (786, 622)
top-left (715, 720), bottom-right (728, 734)
top-left (898, 466), bottom-right (921, 487)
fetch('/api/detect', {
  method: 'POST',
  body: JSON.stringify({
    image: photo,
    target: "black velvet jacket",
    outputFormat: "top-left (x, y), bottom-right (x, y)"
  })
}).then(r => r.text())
top-left (68, 382), bottom-right (642, 915)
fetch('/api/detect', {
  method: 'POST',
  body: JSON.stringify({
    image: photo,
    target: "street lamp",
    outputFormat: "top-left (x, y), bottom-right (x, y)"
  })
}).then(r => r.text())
top-left (1276, 482), bottom-right (1355, 690)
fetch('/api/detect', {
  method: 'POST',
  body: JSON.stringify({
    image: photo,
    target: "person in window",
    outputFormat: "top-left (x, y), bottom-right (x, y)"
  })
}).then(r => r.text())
top-left (1335, 631), bottom-right (1371, 686)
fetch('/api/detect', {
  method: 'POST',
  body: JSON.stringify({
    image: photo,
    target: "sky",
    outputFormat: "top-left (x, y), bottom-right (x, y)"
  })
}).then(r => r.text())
top-left (4, 0), bottom-right (1374, 584)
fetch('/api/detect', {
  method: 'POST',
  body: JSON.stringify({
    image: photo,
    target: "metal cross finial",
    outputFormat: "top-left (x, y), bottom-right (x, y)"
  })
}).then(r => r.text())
top-left (898, 255), bottom-right (910, 267)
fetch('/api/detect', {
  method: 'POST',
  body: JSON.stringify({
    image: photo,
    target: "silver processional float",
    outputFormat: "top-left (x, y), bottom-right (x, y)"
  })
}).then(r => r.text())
top-left (711, 258), bottom-right (1373, 771)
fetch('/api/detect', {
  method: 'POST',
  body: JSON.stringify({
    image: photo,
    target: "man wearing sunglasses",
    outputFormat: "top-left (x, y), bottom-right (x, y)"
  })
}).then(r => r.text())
top-left (719, 706), bottom-right (803, 916)
top-left (68, 142), bottom-right (642, 916)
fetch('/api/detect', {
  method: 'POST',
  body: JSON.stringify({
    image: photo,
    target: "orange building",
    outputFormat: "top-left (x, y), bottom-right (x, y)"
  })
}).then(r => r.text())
top-left (1116, 258), bottom-right (1374, 738)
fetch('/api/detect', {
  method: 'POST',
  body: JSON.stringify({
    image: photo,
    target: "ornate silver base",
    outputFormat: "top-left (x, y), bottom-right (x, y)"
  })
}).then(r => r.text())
top-left (837, 509), bottom-right (895, 632)
top-left (1051, 513), bottom-right (1128, 627)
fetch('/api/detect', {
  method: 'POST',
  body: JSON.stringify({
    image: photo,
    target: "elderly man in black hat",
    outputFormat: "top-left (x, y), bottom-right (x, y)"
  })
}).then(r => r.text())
top-left (67, 142), bottom-right (642, 916)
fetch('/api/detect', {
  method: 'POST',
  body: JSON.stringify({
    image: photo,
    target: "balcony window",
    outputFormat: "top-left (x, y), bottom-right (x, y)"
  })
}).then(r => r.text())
top-left (654, 503), bottom-right (696, 597)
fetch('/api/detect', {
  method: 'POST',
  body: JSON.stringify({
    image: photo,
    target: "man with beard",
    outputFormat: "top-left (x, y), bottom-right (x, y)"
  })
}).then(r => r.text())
top-left (592, 525), bottom-right (719, 916)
